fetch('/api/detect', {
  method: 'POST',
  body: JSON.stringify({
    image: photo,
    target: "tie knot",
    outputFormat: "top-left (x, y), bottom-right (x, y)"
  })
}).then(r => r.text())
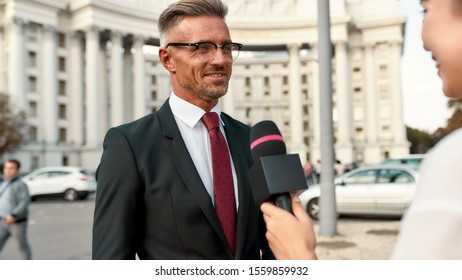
top-left (201, 112), bottom-right (220, 131)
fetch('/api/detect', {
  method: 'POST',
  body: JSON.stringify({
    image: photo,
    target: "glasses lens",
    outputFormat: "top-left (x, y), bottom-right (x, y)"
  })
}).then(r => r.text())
top-left (196, 43), bottom-right (216, 62)
top-left (229, 43), bottom-right (241, 61)
top-left (196, 43), bottom-right (241, 62)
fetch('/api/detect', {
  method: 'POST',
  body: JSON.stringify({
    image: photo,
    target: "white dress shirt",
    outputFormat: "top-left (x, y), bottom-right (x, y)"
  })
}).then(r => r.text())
top-left (169, 92), bottom-right (239, 209)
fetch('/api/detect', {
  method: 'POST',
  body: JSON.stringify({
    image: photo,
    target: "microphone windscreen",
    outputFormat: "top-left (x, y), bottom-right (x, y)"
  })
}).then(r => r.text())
top-left (250, 120), bottom-right (286, 161)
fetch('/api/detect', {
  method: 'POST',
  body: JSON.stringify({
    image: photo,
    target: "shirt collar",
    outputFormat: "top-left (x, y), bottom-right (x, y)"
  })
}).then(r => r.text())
top-left (169, 91), bottom-right (224, 128)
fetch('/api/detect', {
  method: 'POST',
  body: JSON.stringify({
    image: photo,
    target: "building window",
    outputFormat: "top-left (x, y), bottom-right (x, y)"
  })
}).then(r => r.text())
top-left (382, 125), bottom-right (391, 139)
top-left (29, 76), bottom-right (37, 92)
top-left (246, 108), bottom-right (251, 118)
top-left (29, 101), bottom-right (37, 117)
top-left (245, 77), bottom-right (251, 87)
top-left (29, 126), bottom-right (38, 141)
top-left (28, 51), bottom-right (37, 68)
top-left (151, 90), bottom-right (157, 100)
top-left (58, 57), bottom-right (66, 72)
top-left (59, 104), bottom-right (66, 119)
top-left (58, 80), bottom-right (66, 95)
top-left (353, 107), bottom-right (364, 121)
top-left (151, 75), bottom-right (157, 85)
top-left (31, 156), bottom-right (39, 170)
top-left (27, 23), bottom-right (39, 42)
top-left (283, 76), bottom-right (288, 85)
top-left (264, 77), bottom-right (270, 86)
top-left (58, 33), bottom-right (66, 48)
top-left (59, 128), bottom-right (67, 142)
top-left (302, 74), bottom-right (308, 84)
top-left (355, 127), bottom-right (364, 141)
top-left (379, 84), bottom-right (389, 99)
top-left (62, 156), bottom-right (69, 166)
top-left (379, 64), bottom-right (388, 78)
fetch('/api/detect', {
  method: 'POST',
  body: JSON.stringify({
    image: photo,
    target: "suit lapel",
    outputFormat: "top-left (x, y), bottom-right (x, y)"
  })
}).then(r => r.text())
top-left (222, 114), bottom-right (252, 259)
top-left (157, 101), bottom-right (232, 256)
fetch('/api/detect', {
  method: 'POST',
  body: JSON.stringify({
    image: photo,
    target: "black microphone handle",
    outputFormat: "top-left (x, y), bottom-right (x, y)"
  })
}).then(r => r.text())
top-left (274, 193), bottom-right (293, 214)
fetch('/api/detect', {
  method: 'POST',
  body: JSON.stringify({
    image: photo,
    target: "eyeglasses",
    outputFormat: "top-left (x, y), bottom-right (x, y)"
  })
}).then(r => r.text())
top-left (165, 42), bottom-right (243, 62)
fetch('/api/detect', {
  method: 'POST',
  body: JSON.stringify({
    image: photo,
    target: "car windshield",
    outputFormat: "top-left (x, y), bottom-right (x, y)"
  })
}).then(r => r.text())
top-left (381, 157), bottom-right (423, 168)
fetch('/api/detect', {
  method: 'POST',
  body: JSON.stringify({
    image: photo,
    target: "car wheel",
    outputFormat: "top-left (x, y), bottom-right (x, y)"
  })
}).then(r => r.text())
top-left (306, 197), bottom-right (320, 220)
top-left (64, 189), bottom-right (79, 201)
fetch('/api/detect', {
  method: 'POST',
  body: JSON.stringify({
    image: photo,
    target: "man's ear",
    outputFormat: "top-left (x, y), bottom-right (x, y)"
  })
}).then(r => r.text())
top-left (159, 48), bottom-right (175, 73)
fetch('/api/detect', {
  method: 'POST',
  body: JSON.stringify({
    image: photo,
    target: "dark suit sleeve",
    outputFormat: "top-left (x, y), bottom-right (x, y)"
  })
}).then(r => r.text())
top-left (92, 127), bottom-right (143, 259)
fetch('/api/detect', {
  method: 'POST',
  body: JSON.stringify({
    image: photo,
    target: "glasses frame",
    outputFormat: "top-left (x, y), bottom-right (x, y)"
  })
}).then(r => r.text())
top-left (165, 41), bottom-right (243, 62)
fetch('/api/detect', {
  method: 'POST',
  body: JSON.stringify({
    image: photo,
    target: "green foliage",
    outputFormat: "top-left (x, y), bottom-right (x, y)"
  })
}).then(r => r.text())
top-left (406, 126), bottom-right (437, 154)
top-left (0, 93), bottom-right (26, 155)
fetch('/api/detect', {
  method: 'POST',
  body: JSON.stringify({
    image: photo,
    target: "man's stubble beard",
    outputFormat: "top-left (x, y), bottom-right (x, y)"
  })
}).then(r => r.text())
top-left (179, 78), bottom-right (229, 102)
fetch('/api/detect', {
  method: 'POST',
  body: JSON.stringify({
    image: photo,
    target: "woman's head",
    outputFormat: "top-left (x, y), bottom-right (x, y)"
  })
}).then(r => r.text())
top-left (421, 0), bottom-right (462, 99)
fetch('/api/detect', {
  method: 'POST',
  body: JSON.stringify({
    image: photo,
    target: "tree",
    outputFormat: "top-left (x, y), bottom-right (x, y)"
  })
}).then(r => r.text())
top-left (406, 126), bottom-right (437, 154)
top-left (0, 93), bottom-right (26, 155)
top-left (434, 99), bottom-right (462, 141)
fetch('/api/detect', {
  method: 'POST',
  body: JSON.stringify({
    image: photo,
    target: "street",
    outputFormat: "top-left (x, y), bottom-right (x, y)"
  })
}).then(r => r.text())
top-left (0, 195), bottom-right (95, 260)
top-left (0, 194), bottom-right (401, 260)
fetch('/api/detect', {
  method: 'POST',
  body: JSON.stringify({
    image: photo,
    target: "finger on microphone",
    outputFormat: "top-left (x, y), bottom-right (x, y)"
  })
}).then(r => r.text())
top-left (290, 193), bottom-right (312, 224)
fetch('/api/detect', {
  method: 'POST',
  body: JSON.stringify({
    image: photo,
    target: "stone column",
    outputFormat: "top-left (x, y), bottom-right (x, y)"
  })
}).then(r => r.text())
top-left (8, 18), bottom-right (26, 110)
top-left (288, 44), bottom-right (306, 158)
top-left (133, 35), bottom-right (146, 120)
top-left (390, 41), bottom-right (408, 146)
top-left (69, 31), bottom-right (85, 146)
top-left (85, 26), bottom-right (100, 147)
top-left (363, 43), bottom-right (381, 163)
top-left (98, 36), bottom-right (108, 140)
top-left (309, 44), bottom-right (321, 162)
top-left (110, 31), bottom-right (125, 126)
top-left (0, 27), bottom-right (5, 93)
top-left (42, 25), bottom-right (58, 144)
top-left (123, 43), bottom-right (133, 121)
top-left (334, 41), bottom-right (354, 163)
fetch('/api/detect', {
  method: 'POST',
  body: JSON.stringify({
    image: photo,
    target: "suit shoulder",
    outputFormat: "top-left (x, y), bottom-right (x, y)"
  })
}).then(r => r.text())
top-left (110, 113), bottom-right (160, 137)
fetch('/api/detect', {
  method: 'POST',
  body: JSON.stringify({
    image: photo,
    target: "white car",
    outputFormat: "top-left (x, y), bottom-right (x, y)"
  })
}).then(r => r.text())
top-left (22, 166), bottom-right (96, 201)
top-left (381, 154), bottom-right (425, 169)
top-left (299, 165), bottom-right (419, 219)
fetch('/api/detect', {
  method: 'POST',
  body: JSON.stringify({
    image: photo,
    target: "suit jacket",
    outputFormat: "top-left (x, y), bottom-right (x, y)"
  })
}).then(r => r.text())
top-left (92, 100), bottom-right (273, 259)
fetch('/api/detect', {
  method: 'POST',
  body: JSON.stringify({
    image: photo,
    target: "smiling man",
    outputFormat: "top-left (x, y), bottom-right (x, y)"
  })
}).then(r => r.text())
top-left (93, 0), bottom-right (273, 260)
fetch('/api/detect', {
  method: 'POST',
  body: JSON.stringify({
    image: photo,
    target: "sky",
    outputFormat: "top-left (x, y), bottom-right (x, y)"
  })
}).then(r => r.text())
top-left (398, 0), bottom-right (452, 132)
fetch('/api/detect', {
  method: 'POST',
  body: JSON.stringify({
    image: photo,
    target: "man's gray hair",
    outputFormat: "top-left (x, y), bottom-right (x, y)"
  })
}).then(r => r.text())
top-left (158, 0), bottom-right (228, 47)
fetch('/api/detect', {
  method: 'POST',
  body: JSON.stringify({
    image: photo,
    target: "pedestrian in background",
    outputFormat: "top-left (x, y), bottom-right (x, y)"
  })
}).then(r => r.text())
top-left (0, 159), bottom-right (32, 260)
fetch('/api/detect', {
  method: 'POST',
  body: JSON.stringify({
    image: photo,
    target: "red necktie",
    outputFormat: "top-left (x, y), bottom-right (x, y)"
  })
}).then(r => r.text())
top-left (201, 112), bottom-right (236, 253)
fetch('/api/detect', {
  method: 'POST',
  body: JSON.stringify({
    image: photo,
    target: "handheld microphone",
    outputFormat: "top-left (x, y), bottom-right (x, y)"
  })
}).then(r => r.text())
top-left (248, 120), bottom-right (308, 213)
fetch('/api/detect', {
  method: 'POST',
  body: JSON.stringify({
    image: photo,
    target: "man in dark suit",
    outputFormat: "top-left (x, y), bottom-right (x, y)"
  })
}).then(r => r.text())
top-left (92, 0), bottom-right (273, 259)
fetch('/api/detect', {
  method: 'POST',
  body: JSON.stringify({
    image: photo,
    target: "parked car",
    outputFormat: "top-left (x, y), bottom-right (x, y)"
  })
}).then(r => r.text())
top-left (22, 166), bottom-right (96, 201)
top-left (381, 154), bottom-right (425, 169)
top-left (299, 165), bottom-right (419, 219)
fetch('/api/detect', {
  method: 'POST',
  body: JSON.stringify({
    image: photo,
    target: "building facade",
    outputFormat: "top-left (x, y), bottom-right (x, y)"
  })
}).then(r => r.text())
top-left (0, 0), bottom-right (409, 172)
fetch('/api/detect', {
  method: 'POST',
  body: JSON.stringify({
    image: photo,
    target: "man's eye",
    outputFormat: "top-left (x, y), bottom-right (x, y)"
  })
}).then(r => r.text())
top-left (223, 45), bottom-right (232, 52)
top-left (198, 44), bottom-right (212, 50)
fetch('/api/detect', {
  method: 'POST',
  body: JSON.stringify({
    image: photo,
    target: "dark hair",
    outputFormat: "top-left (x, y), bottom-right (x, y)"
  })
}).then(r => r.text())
top-left (454, 0), bottom-right (462, 14)
top-left (5, 159), bottom-right (21, 170)
top-left (158, 0), bottom-right (228, 46)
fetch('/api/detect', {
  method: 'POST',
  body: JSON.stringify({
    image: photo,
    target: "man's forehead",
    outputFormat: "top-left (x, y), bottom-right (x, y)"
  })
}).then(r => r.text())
top-left (169, 16), bottom-right (230, 41)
